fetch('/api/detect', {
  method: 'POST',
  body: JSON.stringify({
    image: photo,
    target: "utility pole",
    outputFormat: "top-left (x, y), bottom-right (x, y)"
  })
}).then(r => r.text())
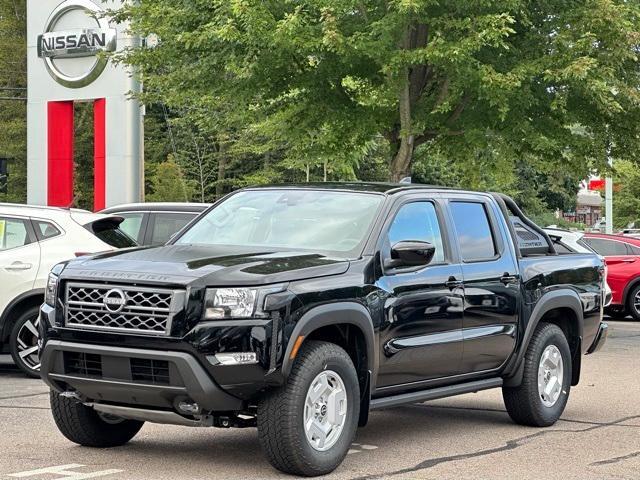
top-left (605, 143), bottom-right (613, 234)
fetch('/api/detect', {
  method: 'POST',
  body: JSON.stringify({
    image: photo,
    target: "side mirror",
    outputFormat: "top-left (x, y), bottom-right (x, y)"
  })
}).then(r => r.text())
top-left (386, 240), bottom-right (436, 269)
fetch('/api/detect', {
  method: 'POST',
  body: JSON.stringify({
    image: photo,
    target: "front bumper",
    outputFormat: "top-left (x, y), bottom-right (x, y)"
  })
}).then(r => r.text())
top-left (41, 340), bottom-right (243, 412)
top-left (586, 322), bottom-right (608, 354)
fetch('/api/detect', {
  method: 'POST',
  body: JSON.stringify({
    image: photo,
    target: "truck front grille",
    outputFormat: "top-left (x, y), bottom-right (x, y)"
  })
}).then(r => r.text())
top-left (64, 283), bottom-right (181, 336)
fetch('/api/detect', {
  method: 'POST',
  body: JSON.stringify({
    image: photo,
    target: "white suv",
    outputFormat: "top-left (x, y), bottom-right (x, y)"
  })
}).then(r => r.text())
top-left (0, 204), bottom-right (136, 376)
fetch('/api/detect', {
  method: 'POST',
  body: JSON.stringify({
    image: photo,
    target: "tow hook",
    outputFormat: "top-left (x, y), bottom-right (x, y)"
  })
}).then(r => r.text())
top-left (59, 391), bottom-right (83, 402)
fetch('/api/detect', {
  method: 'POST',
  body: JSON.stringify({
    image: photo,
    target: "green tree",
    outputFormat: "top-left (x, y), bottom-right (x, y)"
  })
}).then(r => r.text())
top-left (0, 0), bottom-right (27, 202)
top-left (146, 157), bottom-right (195, 202)
top-left (613, 160), bottom-right (640, 229)
top-left (115, 0), bottom-right (640, 185)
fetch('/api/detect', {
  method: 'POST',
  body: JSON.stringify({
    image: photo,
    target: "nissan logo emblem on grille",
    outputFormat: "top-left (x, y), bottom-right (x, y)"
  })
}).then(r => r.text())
top-left (103, 288), bottom-right (126, 313)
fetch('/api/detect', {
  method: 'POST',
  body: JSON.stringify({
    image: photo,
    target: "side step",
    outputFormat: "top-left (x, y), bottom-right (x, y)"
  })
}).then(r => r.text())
top-left (370, 377), bottom-right (503, 410)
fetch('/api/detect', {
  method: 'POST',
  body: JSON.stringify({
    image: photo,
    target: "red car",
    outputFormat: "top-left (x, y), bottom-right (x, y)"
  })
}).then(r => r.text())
top-left (583, 233), bottom-right (640, 319)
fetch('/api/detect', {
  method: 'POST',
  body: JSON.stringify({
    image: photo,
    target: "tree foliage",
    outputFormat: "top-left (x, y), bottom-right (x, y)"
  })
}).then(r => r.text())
top-left (115, 0), bottom-right (640, 194)
top-left (0, 0), bottom-right (27, 202)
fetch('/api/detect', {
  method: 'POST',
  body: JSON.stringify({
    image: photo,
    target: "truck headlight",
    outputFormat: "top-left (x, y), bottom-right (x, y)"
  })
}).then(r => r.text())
top-left (44, 263), bottom-right (66, 307)
top-left (203, 285), bottom-right (286, 320)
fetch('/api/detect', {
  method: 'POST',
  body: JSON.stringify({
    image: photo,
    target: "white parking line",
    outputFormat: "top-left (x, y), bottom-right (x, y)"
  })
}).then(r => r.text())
top-left (7, 464), bottom-right (122, 479)
top-left (348, 442), bottom-right (378, 454)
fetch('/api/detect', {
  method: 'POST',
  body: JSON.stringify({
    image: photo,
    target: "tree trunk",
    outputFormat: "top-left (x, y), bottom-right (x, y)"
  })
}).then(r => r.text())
top-left (389, 26), bottom-right (415, 182)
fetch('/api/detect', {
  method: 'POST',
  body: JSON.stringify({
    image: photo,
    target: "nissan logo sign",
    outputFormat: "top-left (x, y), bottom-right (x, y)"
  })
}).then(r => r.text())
top-left (37, 0), bottom-right (117, 88)
top-left (103, 288), bottom-right (127, 313)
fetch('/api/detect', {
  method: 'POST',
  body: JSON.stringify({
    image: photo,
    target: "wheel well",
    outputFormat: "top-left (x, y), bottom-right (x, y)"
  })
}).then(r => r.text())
top-left (1, 294), bottom-right (44, 344)
top-left (305, 323), bottom-right (369, 390)
top-left (539, 307), bottom-right (581, 385)
top-left (622, 276), bottom-right (640, 308)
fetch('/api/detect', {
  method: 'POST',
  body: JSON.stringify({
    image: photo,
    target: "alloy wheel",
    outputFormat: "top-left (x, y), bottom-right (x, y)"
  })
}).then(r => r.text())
top-left (16, 316), bottom-right (41, 371)
top-left (537, 344), bottom-right (563, 407)
top-left (303, 370), bottom-right (348, 451)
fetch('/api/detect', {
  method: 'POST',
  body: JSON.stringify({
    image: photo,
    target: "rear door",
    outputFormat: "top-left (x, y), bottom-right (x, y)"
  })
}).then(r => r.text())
top-left (0, 216), bottom-right (40, 316)
top-left (446, 196), bottom-right (520, 374)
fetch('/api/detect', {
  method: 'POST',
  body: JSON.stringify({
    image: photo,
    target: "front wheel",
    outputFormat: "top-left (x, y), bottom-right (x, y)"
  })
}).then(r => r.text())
top-left (503, 323), bottom-right (571, 427)
top-left (257, 341), bottom-right (360, 476)
top-left (50, 391), bottom-right (144, 447)
top-left (9, 306), bottom-right (42, 378)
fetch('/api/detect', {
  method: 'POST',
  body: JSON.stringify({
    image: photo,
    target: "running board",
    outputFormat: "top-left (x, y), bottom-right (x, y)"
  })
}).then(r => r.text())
top-left (370, 378), bottom-right (503, 410)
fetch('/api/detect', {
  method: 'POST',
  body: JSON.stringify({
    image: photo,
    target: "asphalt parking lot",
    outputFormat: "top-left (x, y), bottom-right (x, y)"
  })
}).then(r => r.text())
top-left (0, 319), bottom-right (638, 480)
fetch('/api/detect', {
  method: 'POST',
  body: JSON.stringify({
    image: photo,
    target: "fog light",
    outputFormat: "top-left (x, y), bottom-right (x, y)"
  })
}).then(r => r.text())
top-left (210, 352), bottom-right (258, 366)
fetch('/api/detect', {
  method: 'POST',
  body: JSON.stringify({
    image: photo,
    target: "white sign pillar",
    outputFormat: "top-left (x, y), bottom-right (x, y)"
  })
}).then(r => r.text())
top-left (27, 0), bottom-right (143, 210)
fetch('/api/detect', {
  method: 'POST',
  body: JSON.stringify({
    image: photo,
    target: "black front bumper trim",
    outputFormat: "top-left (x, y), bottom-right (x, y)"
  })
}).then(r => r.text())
top-left (41, 340), bottom-right (243, 412)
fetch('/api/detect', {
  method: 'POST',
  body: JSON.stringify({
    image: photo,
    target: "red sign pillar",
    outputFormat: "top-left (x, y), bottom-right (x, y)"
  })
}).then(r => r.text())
top-left (47, 101), bottom-right (74, 207)
top-left (93, 98), bottom-right (106, 211)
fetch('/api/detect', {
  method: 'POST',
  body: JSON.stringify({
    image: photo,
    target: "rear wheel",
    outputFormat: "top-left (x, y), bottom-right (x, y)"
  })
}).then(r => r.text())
top-left (9, 306), bottom-right (41, 378)
top-left (626, 284), bottom-right (640, 320)
top-left (50, 391), bottom-right (144, 447)
top-left (257, 341), bottom-right (360, 476)
top-left (503, 323), bottom-right (571, 427)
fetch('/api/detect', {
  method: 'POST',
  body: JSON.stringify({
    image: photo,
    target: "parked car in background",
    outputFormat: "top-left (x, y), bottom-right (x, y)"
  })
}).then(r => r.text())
top-left (582, 233), bottom-right (640, 319)
top-left (619, 228), bottom-right (640, 239)
top-left (544, 228), bottom-right (612, 307)
top-left (99, 203), bottom-right (210, 246)
top-left (0, 204), bottom-right (136, 377)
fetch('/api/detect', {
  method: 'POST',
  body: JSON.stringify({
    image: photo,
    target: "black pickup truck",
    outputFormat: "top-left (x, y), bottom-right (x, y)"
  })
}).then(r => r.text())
top-left (39, 183), bottom-right (608, 476)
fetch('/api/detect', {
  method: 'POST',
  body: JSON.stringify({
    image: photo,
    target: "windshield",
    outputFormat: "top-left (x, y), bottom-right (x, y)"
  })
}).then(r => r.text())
top-left (175, 189), bottom-right (383, 257)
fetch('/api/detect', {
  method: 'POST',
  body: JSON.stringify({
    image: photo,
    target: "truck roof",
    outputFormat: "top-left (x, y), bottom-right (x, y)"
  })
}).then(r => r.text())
top-left (248, 182), bottom-right (460, 195)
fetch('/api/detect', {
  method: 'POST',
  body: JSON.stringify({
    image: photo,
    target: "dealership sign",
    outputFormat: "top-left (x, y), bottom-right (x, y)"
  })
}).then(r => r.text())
top-left (37, 0), bottom-right (116, 88)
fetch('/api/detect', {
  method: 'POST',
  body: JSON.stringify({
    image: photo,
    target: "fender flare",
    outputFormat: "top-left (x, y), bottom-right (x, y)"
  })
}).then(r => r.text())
top-left (281, 302), bottom-right (377, 392)
top-left (504, 289), bottom-right (584, 384)
top-left (1, 289), bottom-right (45, 343)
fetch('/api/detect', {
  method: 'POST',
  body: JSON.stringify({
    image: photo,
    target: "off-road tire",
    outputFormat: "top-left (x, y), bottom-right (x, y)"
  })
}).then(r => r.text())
top-left (503, 323), bottom-right (571, 427)
top-left (257, 340), bottom-right (360, 477)
top-left (626, 284), bottom-right (640, 321)
top-left (9, 306), bottom-right (41, 378)
top-left (50, 391), bottom-right (144, 447)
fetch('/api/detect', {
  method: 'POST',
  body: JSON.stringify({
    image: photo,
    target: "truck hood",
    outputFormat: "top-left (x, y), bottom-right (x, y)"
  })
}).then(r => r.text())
top-left (61, 244), bottom-right (350, 286)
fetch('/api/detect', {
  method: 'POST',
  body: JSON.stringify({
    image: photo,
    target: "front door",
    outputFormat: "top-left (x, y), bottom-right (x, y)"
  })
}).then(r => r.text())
top-left (376, 198), bottom-right (464, 389)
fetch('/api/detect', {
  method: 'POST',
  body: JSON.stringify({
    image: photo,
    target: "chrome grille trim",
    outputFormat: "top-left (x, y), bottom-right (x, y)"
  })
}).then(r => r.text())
top-left (64, 282), bottom-right (185, 336)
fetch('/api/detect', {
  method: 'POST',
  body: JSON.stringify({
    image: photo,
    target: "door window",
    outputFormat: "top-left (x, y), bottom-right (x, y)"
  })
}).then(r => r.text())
top-left (117, 213), bottom-right (145, 243)
top-left (582, 238), bottom-right (628, 256)
top-left (150, 212), bottom-right (197, 246)
top-left (450, 202), bottom-right (497, 262)
top-left (387, 202), bottom-right (445, 264)
top-left (33, 220), bottom-right (61, 240)
top-left (0, 217), bottom-right (33, 251)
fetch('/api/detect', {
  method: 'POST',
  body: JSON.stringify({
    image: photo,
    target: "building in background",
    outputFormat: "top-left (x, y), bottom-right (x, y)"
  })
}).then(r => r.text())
top-left (561, 189), bottom-right (603, 227)
top-left (27, 0), bottom-right (143, 210)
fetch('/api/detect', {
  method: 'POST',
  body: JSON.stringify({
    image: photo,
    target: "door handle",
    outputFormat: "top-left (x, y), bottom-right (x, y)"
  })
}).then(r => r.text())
top-left (622, 259), bottom-right (637, 263)
top-left (4, 261), bottom-right (32, 271)
top-left (500, 273), bottom-right (518, 285)
top-left (445, 276), bottom-right (463, 290)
